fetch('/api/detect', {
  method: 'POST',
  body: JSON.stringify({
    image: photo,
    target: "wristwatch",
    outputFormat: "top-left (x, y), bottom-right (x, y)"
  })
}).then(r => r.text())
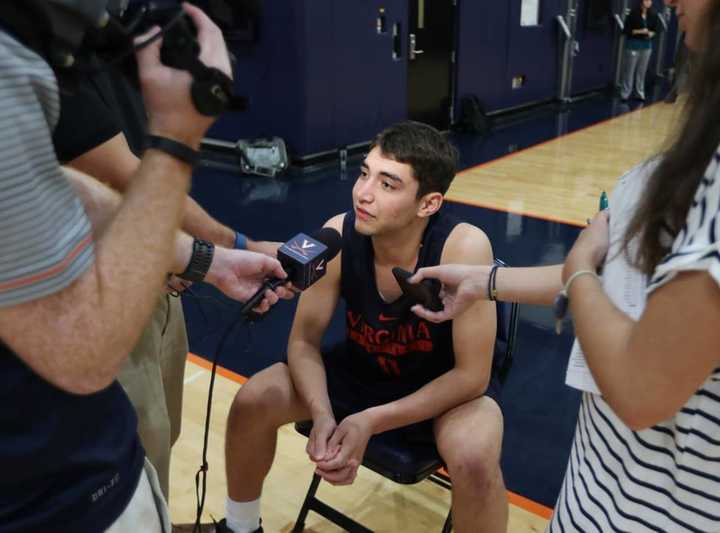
top-left (145, 135), bottom-right (200, 167)
top-left (178, 238), bottom-right (215, 282)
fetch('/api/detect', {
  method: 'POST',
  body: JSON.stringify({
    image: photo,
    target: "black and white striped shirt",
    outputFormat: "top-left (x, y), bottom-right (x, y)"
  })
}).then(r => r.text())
top-left (0, 31), bottom-right (94, 307)
top-left (550, 154), bottom-right (720, 532)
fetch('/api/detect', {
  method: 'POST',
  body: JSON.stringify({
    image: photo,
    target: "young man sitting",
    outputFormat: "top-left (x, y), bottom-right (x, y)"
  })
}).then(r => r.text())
top-left (217, 121), bottom-right (506, 533)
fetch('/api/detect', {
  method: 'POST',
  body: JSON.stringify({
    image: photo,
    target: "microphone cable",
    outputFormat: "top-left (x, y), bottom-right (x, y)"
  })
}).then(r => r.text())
top-left (192, 310), bottom-right (250, 533)
top-left (177, 285), bottom-right (257, 533)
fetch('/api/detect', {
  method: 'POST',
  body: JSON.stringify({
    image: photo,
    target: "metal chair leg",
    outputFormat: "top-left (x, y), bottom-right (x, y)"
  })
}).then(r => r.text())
top-left (292, 473), bottom-right (322, 532)
top-left (441, 510), bottom-right (453, 533)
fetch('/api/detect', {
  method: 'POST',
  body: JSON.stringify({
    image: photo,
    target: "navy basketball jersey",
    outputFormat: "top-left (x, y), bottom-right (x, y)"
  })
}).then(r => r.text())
top-left (340, 210), bottom-right (460, 394)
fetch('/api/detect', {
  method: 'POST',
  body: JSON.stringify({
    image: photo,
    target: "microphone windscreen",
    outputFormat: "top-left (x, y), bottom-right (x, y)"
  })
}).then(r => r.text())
top-left (310, 227), bottom-right (342, 261)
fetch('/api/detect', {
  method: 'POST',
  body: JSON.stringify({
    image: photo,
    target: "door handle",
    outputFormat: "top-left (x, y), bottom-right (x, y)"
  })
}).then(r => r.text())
top-left (613, 14), bottom-right (624, 31)
top-left (393, 22), bottom-right (402, 59)
top-left (556, 15), bottom-right (571, 39)
top-left (409, 33), bottom-right (424, 60)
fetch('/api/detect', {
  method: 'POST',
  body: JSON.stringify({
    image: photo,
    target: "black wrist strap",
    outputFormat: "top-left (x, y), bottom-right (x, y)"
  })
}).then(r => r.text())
top-left (178, 238), bottom-right (215, 282)
top-left (145, 135), bottom-right (199, 167)
top-left (488, 265), bottom-right (500, 301)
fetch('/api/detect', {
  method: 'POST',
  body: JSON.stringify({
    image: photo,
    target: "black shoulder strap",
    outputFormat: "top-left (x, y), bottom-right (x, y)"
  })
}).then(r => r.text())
top-left (0, 2), bottom-right (50, 59)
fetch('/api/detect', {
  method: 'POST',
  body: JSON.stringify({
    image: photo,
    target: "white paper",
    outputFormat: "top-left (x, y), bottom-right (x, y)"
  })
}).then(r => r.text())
top-left (521, 0), bottom-right (540, 27)
top-left (566, 341), bottom-right (601, 394)
top-left (564, 163), bottom-right (654, 393)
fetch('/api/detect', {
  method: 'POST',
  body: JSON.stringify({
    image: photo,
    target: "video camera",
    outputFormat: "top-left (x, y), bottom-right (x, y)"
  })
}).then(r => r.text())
top-left (0, 0), bottom-right (250, 116)
top-left (96, 1), bottom-right (240, 115)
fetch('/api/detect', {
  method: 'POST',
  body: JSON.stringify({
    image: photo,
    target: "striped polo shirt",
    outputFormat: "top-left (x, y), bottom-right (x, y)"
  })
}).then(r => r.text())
top-left (550, 154), bottom-right (720, 531)
top-left (0, 30), bottom-right (144, 532)
top-left (0, 30), bottom-right (94, 307)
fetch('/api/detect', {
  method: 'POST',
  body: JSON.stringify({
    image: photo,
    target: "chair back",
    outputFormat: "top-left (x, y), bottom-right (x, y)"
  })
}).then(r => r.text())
top-left (492, 259), bottom-right (520, 383)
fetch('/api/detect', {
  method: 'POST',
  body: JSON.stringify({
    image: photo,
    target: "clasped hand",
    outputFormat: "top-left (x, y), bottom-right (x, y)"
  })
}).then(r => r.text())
top-left (306, 412), bottom-right (374, 486)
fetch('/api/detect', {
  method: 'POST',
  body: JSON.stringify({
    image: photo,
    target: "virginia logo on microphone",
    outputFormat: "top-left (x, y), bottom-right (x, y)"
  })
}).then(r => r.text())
top-left (285, 238), bottom-right (322, 259)
top-left (278, 233), bottom-right (329, 290)
top-left (287, 238), bottom-right (318, 259)
top-left (282, 234), bottom-right (324, 260)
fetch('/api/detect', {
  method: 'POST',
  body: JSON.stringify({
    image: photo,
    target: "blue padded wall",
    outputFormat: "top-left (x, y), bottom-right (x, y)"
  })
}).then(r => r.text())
top-left (456, 1), bottom-right (565, 114)
top-left (572, 1), bottom-right (615, 94)
top-left (330, 0), bottom-right (407, 149)
top-left (208, 0), bottom-right (407, 159)
top-left (455, 2), bottom-right (512, 114)
top-left (504, 0), bottom-right (564, 107)
top-left (207, 2), bottom-right (306, 151)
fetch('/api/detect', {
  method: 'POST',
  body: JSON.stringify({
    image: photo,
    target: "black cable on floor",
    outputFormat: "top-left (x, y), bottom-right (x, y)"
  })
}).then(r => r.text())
top-left (192, 310), bottom-right (253, 533)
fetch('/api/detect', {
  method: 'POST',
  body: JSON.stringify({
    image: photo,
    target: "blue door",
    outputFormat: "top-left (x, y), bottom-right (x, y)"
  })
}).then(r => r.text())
top-left (332, 0), bottom-right (407, 149)
top-left (407, 0), bottom-right (456, 129)
top-left (455, 2), bottom-right (511, 114)
top-left (456, 0), bottom-right (565, 114)
top-left (504, 0), bottom-right (565, 108)
top-left (209, 1), bottom-right (408, 159)
top-left (661, 7), bottom-right (680, 72)
top-left (650, 1), bottom-right (678, 80)
top-left (572, 0), bottom-right (615, 94)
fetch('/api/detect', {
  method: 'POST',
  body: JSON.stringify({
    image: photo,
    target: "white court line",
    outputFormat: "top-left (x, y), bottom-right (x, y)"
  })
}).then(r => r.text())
top-left (184, 369), bottom-right (206, 385)
top-left (184, 359), bottom-right (246, 387)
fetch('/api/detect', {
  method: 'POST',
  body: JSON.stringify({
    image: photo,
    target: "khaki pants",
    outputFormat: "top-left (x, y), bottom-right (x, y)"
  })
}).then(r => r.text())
top-left (105, 459), bottom-right (171, 533)
top-left (118, 294), bottom-right (188, 500)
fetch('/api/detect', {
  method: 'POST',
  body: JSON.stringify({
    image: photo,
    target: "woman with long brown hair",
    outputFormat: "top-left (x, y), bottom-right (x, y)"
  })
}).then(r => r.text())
top-left (410, 0), bottom-right (719, 530)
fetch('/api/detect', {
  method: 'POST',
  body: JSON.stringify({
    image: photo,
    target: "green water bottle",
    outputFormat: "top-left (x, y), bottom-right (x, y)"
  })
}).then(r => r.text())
top-left (599, 191), bottom-right (609, 211)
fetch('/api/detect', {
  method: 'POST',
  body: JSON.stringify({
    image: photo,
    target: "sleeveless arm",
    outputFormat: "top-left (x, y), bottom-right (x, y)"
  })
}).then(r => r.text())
top-left (287, 213), bottom-right (345, 418)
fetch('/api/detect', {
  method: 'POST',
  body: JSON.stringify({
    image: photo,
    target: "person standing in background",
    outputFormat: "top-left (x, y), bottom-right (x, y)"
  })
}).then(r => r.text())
top-left (621, 0), bottom-right (660, 101)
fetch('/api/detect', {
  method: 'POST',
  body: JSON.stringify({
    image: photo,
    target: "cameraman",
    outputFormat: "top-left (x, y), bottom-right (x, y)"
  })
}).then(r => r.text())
top-left (53, 32), bottom-right (281, 502)
top-left (0, 2), bottom-right (285, 531)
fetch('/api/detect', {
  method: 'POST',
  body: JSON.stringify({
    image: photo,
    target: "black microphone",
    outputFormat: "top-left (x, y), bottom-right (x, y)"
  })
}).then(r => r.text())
top-left (240, 227), bottom-right (342, 318)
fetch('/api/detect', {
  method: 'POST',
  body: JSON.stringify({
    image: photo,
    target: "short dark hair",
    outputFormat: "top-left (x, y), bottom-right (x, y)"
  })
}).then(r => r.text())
top-left (369, 121), bottom-right (458, 197)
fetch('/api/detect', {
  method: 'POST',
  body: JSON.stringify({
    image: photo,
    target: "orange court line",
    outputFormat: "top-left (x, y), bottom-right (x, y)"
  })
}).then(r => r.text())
top-left (186, 354), bottom-right (555, 521)
top-left (448, 101), bottom-right (663, 227)
top-left (459, 101), bottom-right (660, 175)
top-left (445, 196), bottom-right (585, 228)
top-left (507, 490), bottom-right (554, 520)
top-left (187, 352), bottom-right (248, 385)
